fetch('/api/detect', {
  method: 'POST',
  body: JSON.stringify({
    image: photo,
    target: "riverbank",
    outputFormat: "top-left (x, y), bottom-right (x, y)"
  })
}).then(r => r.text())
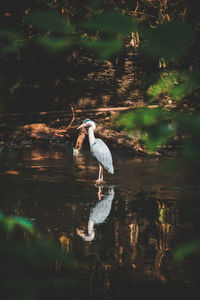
top-left (0, 106), bottom-right (180, 157)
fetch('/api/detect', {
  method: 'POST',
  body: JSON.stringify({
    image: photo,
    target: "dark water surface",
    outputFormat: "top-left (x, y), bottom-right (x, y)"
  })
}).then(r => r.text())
top-left (0, 147), bottom-right (200, 296)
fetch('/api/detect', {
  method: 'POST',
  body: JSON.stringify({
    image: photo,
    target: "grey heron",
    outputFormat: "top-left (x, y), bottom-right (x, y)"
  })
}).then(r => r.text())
top-left (77, 186), bottom-right (115, 241)
top-left (77, 119), bottom-right (114, 183)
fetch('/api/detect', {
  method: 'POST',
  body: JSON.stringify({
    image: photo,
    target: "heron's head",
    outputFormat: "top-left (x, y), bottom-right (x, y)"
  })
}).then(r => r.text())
top-left (77, 119), bottom-right (96, 130)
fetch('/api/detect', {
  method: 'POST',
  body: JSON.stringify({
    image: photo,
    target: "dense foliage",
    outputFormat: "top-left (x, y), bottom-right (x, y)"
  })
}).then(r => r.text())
top-left (0, 0), bottom-right (200, 112)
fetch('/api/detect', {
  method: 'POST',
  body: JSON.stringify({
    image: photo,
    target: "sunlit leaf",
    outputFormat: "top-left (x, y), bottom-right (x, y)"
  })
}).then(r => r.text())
top-left (142, 21), bottom-right (195, 60)
top-left (12, 217), bottom-right (34, 232)
top-left (38, 36), bottom-right (72, 52)
top-left (147, 70), bottom-right (200, 100)
top-left (83, 11), bottom-right (138, 34)
top-left (27, 11), bottom-right (73, 34)
top-left (174, 241), bottom-right (200, 262)
top-left (82, 38), bottom-right (123, 58)
top-left (0, 214), bottom-right (34, 233)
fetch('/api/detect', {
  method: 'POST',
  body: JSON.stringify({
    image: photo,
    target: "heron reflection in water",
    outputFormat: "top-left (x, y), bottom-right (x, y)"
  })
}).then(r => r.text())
top-left (77, 186), bottom-right (115, 241)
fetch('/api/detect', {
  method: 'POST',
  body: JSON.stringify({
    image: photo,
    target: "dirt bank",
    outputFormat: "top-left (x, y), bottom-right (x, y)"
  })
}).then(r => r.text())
top-left (0, 108), bottom-right (151, 154)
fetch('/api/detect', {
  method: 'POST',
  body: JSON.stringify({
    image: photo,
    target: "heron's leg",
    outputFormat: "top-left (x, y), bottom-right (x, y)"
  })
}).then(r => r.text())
top-left (100, 164), bottom-right (104, 182)
top-left (96, 164), bottom-right (103, 184)
top-left (97, 186), bottom-right (103, 200)
top-left (97, 163), bottom-right (101, 182)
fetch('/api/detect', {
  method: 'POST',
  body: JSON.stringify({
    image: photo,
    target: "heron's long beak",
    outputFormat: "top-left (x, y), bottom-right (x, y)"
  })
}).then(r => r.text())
top-left (77, 123), bottom-right (84, 130)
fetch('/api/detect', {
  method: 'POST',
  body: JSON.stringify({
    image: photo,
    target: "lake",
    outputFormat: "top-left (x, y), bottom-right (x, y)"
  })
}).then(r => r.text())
top-left (0, 146), bottom-right (199, 297)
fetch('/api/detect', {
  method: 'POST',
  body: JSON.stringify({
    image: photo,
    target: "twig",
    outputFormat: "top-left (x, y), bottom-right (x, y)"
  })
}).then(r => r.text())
top-left (132, 11), bottom-right (159, 20)
top-left (65, 106), bottom-right (76, 131)
top-left (134, 1), bottom-right (139, 13)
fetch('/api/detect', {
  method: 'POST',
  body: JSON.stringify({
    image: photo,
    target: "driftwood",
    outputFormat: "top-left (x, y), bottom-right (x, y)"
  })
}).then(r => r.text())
top-left (95, 125), bottom-right (150, 155)
top-left (74, 105), bottom-right (159, 114)
top-left (74, 127), bottom-right (87, 151)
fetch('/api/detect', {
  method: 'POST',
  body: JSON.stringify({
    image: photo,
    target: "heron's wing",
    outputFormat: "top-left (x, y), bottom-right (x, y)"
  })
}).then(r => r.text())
top-left (91, 138), bottom-right (114, 174)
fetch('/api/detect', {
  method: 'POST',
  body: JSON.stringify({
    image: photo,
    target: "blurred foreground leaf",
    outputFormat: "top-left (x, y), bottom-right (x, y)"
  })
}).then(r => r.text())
top-left (0, 29), bottom-right (25, 54)
top-left (82, 38), bottom-right (123, 58)
top-left (38, 36), bottom-right (72, 52)
top-left (89, 0), bottom-right (104, 11)
top-left (114, 108), bottom-right (173, 130)
top-left (83, 11), bottom-right (137, 34)
top-left (174, 241), bottom-right (200, 262)
top-left (142, 21), bottom-right (195, 60)
top-left (113, 108), bottom-right (200, 155)
top-left (114, 108), bottom-right (175, 151)
top-left (176, 113), bottom-right (200, 160)
top-left (0, 212), bottom-right (77, 299)
top-left (27, 11), bottom-right (73, 34)
top-left (0, 213), bottom-right (34, 233)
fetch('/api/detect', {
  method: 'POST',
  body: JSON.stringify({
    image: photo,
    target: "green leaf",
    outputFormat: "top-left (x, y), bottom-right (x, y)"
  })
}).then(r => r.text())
top-left (174, 241), bottom-right (200, 262)
top-left (83, 11), bottom-right (137, 34)
top-left (38, 36), bottom-right (72, 52)
top-left (82, 38), bottom-right (123, 58)
top-left (144, 122), bottom-right (176, 151)
top-left (12, 217), bottom-right (34, 232)
top-left (114, 108), bottom-right (172, 130)
top-left (113, 108), bottom-right (176, 151)
top-left (142, 21), bottom-right (195, 60)
top-left (26, 11), bottom-right (73, 35)
top-left (147, 70), bottom-right (200, 100)
top-left (0, 215), bottom-right (34, 233)
top-left (0, 29), bottom-right (25, 54)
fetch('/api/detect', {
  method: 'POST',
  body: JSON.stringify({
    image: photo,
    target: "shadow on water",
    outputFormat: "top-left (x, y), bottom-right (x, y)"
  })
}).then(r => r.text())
top-left (0, 147), bottom-right (200, 297)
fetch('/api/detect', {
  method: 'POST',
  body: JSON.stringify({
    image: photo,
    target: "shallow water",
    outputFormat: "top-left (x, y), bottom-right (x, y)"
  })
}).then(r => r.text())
top-left (0, 147), bottom-right (200, 296)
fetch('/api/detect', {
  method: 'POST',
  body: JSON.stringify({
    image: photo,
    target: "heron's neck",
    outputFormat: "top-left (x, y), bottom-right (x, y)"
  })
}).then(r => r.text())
top-left (88, 219), bottom-right (95, 235)
top-left (88, 126), bottom-right (95, 146)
